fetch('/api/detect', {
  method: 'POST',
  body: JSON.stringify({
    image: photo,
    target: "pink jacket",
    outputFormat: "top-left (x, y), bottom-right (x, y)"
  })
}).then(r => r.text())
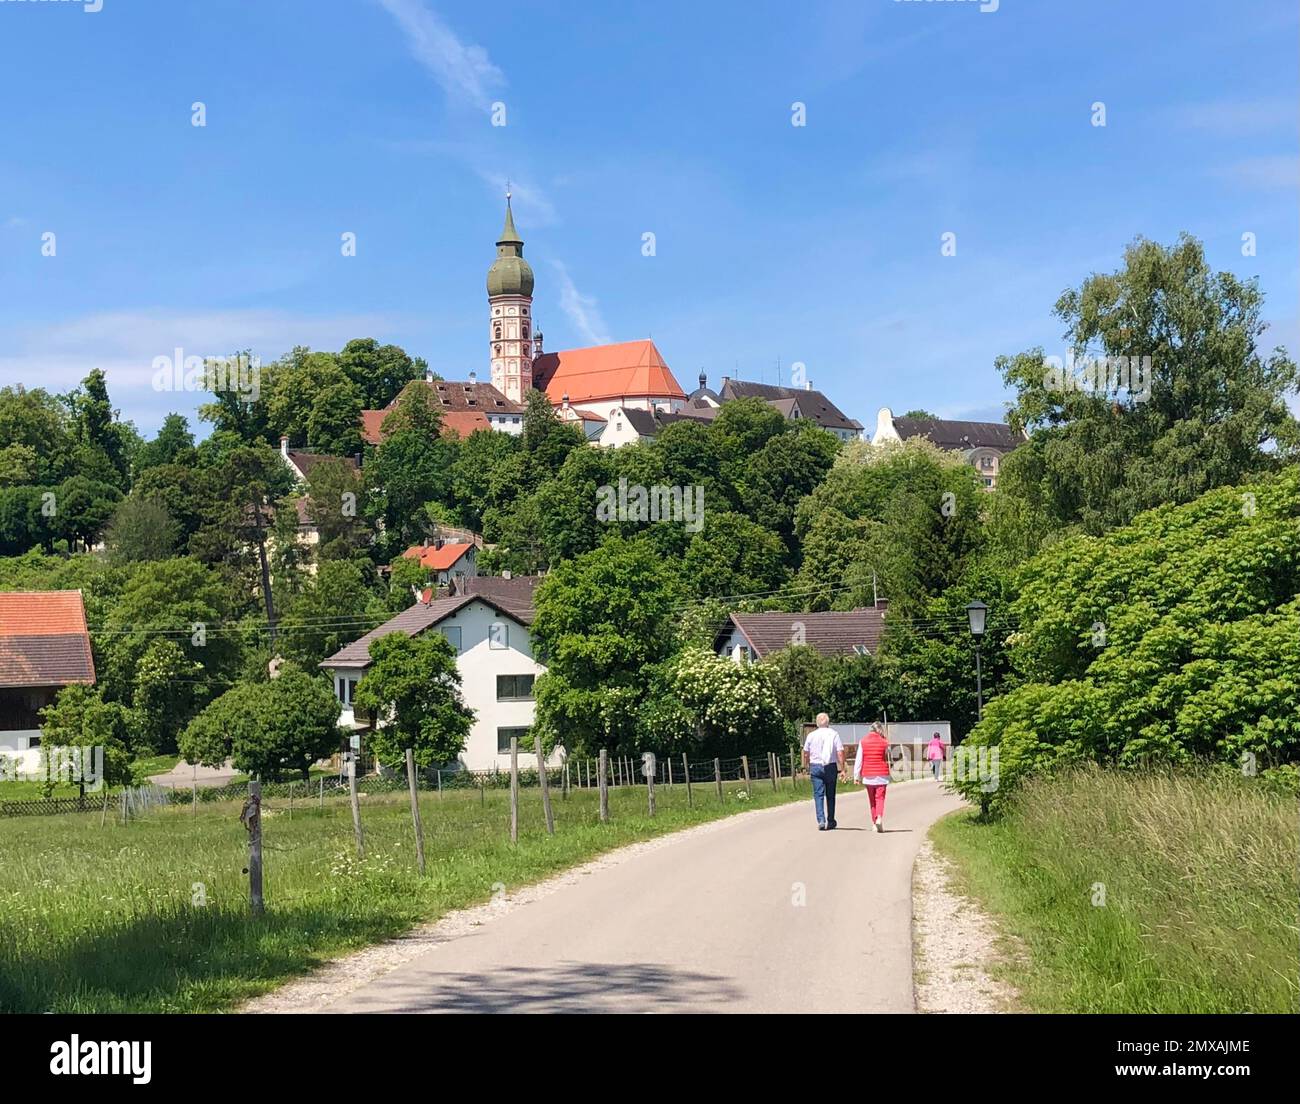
top-left (926, 737), bottom-right (946, 761)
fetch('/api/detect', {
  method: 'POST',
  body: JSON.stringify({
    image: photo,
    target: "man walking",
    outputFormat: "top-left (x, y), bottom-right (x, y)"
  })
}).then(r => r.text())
top-left (802, 713), bottom-right (845, 830)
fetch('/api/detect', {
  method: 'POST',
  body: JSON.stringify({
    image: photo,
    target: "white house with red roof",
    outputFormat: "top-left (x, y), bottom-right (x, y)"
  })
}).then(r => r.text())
top-left (0, 590), bottom-right (96, 770)
top-left (401, 538), bottom-right (478, 587)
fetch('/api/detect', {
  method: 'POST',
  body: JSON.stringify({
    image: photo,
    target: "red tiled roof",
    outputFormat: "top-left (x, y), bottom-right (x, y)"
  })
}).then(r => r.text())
top-left (402, 543), bottom-right (476, 571)
top-left (0, 591), bottom-right (96, 688)
top-left (533, 340), bottom-right (686, 405)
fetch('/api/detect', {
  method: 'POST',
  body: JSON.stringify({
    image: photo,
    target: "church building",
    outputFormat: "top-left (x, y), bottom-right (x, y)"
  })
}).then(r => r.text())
top-left (486, 195), bottom-right (688, 418)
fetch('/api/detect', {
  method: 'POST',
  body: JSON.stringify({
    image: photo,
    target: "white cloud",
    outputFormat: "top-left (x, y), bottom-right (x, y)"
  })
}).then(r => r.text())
top-left (4, 216), bottom-right (29, 229)
top-left (0, 308), bottom-right (395, 429)
top-left (374, 0), bottom-right (504, 111)
top-left (549, 261), bottom-right (611, 346)
top-left (473, 168), bottom-right (558, 227)
top-left (1212, 155), bottom-right (1300, 191)
top-left (1174, 98), bottom-right (1296, 135)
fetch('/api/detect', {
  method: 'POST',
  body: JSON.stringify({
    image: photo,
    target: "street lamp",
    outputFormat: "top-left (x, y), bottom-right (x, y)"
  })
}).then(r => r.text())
top-left (966, 600), bottom-right (988, 720)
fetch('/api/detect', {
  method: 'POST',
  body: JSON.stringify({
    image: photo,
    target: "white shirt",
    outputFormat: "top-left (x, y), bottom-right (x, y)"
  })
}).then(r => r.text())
top-left (803, 726), bottom-right (843, 767)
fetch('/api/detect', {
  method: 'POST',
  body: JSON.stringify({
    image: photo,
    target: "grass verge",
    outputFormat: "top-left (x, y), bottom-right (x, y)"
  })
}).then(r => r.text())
top-left (1, 778), bottom-right (800, 1012)
top-left (929, 764), bottom-right (1299, 1014)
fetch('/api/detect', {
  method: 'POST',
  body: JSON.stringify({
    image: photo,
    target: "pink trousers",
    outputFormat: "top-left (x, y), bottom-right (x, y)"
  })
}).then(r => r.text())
top-left (866, 783), bottom-right (887, 822)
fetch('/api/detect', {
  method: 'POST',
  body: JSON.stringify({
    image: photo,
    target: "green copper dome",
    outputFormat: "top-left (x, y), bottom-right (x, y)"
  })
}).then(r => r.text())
top-left (487, 198), bottom-right (534, 297)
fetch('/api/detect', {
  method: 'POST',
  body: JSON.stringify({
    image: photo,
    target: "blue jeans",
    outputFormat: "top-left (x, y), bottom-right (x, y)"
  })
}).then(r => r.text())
top-left (811, 763), bottom-right (838, 826)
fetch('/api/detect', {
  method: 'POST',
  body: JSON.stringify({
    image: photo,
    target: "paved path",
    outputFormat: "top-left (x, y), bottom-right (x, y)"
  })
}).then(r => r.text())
top-left (148, 761), bottom-right (239, 789)
top-left (329, 780), bottom-right (965, 1014)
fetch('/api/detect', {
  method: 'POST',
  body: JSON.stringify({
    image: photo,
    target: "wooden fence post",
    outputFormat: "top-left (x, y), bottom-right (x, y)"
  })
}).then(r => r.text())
top-left (789, 748), bottom-right (798, 790)
top-left (348, 754), bottom-right (365, 859)
top-left (714, 758), bottom-right (723, 802)
top-left (537, 738), bottom-right (555, 836)
top-left (405, 749), bottom-right (426, 876)
top-left (645, 752), bottom-right (656, 817)
top-left (437, 769), bottom-right (443, 800)
top-left (667, 757), bottom-right (674, 789)
top-left (319, 776), bottom-right (324, 808)
top-left (598, 748), bottom-right (609, 823)
top-left (509, 736), bottom-right (520, 843)
top-left (100, 788), bottom-right (109, 828)
top-left (741, 754), bottom-right (751, 792)
top-left (770, 752), bottom-right (778, 791)
top-left (562, 762), bottom-right (570, 800)
top-left (682, 753), bottom-right (693, 808)
top-left (242, 781), bottom-right (264, 917)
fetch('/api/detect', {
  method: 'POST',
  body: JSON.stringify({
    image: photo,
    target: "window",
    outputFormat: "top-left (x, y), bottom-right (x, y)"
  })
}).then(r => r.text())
top-left (497, 726), bottom-right (533, 754)
top-left (488, 621), bottom-right (509, 649)
top-left (494, 324), bottom-right (502, 339)
top-left (497, 674), bottom-right (536, 700)
top-left (438, 626), bottom-right (463, 653)
top-left (980, 456), bottom-right (994, 469)
top-left (336, 677), bottom-right (359, 705)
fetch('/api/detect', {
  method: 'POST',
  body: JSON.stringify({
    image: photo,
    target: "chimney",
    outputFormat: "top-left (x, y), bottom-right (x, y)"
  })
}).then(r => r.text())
top-left (469, 370), bottom-right (477, 385)
top-left (279, 435), bottom-right (289, 458)
top-left (425, 366), bottom-right (434, 383)
top-left (562, 393), bottom-right (570, 412)
top-left (721, 375), bottom-right (730, 388)
top-left (805, 378), bottom-right (812, 391)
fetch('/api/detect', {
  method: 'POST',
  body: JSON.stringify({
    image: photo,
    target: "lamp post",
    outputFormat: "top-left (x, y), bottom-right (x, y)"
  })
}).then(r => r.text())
top-left (966, 600), bottom-right (988, 720)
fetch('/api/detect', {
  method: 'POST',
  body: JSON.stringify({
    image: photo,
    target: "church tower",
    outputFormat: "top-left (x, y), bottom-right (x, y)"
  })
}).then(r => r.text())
top-left (486, 193), bottom-right (535, 403)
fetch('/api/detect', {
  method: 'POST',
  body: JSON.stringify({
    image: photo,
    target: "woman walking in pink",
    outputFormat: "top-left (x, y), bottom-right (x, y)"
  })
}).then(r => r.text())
top-left (854, 723), bottom-right (892, 832)
top-left (926, 732), bottom-right (946, 781)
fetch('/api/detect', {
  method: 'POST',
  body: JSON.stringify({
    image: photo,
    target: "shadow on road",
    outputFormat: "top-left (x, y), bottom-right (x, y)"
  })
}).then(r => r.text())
top-left (339, 961), bottom-right (740, 1013)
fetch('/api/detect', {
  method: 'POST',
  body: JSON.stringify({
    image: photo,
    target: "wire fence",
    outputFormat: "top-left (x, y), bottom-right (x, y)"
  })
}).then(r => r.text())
top-left (0, 750), bottom-right (802, 819)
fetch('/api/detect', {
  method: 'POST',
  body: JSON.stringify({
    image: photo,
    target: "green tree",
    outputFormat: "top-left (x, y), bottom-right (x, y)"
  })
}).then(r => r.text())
top-left (337, 338), bottom-right (426, 409)
top-left (366, 385), bottom-right (455, 556)
top-left (39, 685), bottom-right (134, 795)
top-left (179, 669), bottom-right (341, 781)
top-left (996, 234), bottom-right (1300, 546)
top-left (353, 633), bottom-right (473, 769)
top-left (682, 511), bottom-right (787, 599)
top-left (133, 413), bottom-right (197, 473)
top-left (130, 638), bottom-right (205, 755)
top-left (104, 497), bottom-right (180, 564)
top-left (531, 537), bottom-right (682, 754)
top-left (670, 647), bottom-right (787, 758)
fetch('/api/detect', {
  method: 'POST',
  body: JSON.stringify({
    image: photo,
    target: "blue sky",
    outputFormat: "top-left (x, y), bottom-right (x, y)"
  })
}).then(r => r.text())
top-left (1, 0), bottom-right (1296, 437)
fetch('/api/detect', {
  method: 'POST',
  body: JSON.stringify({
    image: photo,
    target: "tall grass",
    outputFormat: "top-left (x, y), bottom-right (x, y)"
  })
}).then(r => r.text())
top-left (0, 780), bottom-right (797, 1013)
top-left (931, 764), bottom-right (1299, 1013)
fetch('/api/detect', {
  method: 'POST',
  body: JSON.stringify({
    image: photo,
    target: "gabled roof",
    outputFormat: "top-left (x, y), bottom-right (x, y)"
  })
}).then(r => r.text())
top-left (533, 340), bottom-right (686, 405)
top-left (453, 574), bottom-right (543, 619)
top-left (719, 379), bottom-right (863, 432)
top-left (360, 380), bottom-right (520, 444)
top-left (0, 591), bottom-right (96, 689)
top-left (717, 608), bottom-right (886, 660)
top-left (286, 450), bottom-right (359, 480)
top-left (402, 542), bottom-right (476, 571)
top-left (320, 592), bottom-right (531, 670)
top-left (612, 407), bottom-right (660, 437)
top-left (892, 416), bottom-right (1024, 452)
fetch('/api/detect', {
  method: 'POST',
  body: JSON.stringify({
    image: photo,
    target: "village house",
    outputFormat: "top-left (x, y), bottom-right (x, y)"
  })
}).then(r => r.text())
top-left (714, 604), bottom-right (888, 663)
top-left (401, 536), bottom-right (479, 587)
top-left (688, 376), bottom-right (864, 441)
top-left (320, 575), bottom-right (552, 773)
top-left (872, 407), bottom-right (1026, 489)
top-left (0, 591), bottom-right (96, 772)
